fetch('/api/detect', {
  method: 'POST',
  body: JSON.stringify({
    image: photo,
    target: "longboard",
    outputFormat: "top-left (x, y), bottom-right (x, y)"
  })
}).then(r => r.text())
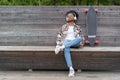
top-left (84, 6), bottom-right (99, 46)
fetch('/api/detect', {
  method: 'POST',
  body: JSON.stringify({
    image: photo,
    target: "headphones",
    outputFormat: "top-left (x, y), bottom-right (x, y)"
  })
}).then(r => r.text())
top-left (66, 10), bottom-right (78, 21)
top-left (73, 13), bottom-right (77, 20)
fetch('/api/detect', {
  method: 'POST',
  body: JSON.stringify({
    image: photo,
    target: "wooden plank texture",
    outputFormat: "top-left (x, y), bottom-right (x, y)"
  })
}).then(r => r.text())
top-left (0, 6), bottom-right (119, 46)
top-left (0, 47), bottom-right (120, 70)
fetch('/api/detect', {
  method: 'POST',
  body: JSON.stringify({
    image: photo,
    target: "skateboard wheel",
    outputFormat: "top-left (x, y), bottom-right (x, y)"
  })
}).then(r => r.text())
top-left (95, 39), bottom-right (99, 44)
top-left (85, 40), bottom-right (89, 44)
top-left (84, 8), bottom-right (89, 13)
top-left (95, 8), bottom-right (99, 13)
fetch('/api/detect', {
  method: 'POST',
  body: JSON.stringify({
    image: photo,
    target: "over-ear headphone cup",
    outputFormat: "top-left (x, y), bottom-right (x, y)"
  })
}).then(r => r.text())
top-left (66, 17), bottom-right (69, 21)
top-left (74, 16), bottom-right (77, 20)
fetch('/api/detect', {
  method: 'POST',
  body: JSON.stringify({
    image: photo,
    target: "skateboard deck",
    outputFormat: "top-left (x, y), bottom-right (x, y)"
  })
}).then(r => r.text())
top-left (86, 6), bottom-right (97, 46)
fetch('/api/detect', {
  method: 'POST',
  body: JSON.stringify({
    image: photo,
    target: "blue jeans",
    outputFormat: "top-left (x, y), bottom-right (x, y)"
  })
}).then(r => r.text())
top-left (63, 37), bottom-right (82, 68)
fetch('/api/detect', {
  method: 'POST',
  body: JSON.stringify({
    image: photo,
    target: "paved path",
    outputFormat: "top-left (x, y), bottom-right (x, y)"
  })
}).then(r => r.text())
top-left (0, 70), bottom-right (120, 80)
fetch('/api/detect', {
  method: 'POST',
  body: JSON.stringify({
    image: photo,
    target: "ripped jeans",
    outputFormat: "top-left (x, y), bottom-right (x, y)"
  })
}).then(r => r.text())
top-left (63, 37), bottom-right (82, 68)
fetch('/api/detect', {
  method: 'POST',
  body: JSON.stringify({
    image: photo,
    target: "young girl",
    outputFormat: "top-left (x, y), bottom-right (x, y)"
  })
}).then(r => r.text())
top-left (55, 10), bottom-right (85, 77)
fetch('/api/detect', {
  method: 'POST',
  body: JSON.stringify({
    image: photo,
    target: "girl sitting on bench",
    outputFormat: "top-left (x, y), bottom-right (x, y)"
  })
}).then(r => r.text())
top-left (55, 10), bottom-right (85, 77)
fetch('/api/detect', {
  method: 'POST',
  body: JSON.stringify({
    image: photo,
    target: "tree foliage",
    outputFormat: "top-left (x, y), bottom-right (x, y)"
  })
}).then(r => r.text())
top-left (0, 0), bottom-right (120, 5)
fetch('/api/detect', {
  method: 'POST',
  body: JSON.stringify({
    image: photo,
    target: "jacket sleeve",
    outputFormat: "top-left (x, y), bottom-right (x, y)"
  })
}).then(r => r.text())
top-left (56, 27), bottom-right (63, 45)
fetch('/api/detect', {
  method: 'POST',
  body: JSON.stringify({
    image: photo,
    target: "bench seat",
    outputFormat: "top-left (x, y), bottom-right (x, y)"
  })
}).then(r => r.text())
top-left (0, 46), bottom-right (119, 52)
top-left (0, 46), bottom-right (120, 52)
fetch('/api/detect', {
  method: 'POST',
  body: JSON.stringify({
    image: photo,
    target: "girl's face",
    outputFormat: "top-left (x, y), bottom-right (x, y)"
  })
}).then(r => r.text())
top-left (66, 13), bottom-right (74, 21)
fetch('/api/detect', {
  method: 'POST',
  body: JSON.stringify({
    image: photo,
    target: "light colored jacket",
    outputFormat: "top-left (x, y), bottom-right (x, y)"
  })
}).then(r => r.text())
top-left (56, 23), bottom-right (85, 46)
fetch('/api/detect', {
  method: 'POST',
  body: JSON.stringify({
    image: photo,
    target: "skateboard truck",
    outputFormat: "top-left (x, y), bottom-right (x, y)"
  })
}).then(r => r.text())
top-left (85, 39), bottom-right (99, 45)
top-left (84, 8), bottom-right (99, 13)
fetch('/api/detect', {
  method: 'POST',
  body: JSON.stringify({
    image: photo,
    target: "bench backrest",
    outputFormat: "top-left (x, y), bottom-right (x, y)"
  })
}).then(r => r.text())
top-left (0, 6), bottom-right (120, 46)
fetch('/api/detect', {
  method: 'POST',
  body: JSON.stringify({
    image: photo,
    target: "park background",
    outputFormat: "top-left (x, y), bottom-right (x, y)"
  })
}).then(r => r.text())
top-left (0, 0), bottom-right (120, 6)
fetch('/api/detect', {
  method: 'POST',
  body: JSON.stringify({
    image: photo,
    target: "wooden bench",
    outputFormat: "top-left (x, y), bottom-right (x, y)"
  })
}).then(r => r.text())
top-left (0, 6), bottom-right (120, 70)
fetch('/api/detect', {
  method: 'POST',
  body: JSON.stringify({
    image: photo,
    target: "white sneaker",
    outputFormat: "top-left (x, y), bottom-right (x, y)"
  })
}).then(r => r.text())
top-left (55, 45), bottom-right (65, 55)
top-left (68, 68), bottom-right (75, 77)
top-left (55, 46), bottom-right (61, 54)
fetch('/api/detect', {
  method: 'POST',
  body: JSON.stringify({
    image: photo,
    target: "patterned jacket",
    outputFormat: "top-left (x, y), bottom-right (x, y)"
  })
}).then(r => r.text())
top-left (56, 23), bottom-right (85, 46)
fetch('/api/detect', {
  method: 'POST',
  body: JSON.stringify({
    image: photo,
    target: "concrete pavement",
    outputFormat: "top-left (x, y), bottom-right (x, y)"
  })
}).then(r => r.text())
top-left (0, 70), bottom-right (120, 80)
